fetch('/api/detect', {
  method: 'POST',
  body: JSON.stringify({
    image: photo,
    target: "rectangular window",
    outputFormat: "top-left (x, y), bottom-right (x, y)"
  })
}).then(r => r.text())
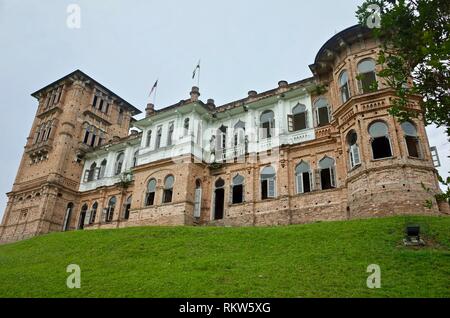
top-left (299, 172), bottom-right (312, 193)
top-left (317, 107), bottom-right (330, 126)
top-left (83, 130), bottom-right (90, 144)
top-left (293, 113), bottom-right (307, 131)
top-left (262, 122), bottom-right (271, 139)
top-left (321, 168), bottom-right (335, 190)
top-left (92, 96), bottom-right (98, 108)
top-left (163, 189), bottom-right (173, 203)
top-left (232, 185), bottom-right (244, 204)
top-left (262, 179), bottom-right (275, 199)
top-left (360, 72), bottom-right (377, 94)
top-left (405, 136), bottom-right (420, 158)
top-left (90, 135), bottom-right (96, 147)
top-left (146, 192), bottom-right (155, 206)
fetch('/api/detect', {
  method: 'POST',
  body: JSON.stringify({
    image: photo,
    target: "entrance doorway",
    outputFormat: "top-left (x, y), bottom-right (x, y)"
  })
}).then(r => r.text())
top-left (214, 178), bottom-right (225, 220)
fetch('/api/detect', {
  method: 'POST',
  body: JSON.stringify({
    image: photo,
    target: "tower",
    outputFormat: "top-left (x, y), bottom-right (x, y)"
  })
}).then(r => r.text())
top-left (0, 70), bottom-right (141, 243)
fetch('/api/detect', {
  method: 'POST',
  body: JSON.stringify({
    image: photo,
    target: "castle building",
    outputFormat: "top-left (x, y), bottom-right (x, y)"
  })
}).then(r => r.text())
top-left (1, 25), bottom-right (447, 243)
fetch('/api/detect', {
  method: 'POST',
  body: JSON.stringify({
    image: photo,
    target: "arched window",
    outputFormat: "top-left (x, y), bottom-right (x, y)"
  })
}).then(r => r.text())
top-left (167, 121), bottom-right (174, 146)
top-left (233, 121), bottom-right (246, 147)
top-left (87, 162), bottom-right (97, 182)
top-left (347, 130), bottom-right (361, 168)
top-left (44, 122), bottom-right (52, 141)
top-left (261, 166), bottom-right (276, 199)
top-left (114, 153), bottom-right (124, 175)
top-left (288, 103), bottom-right (307, 132)
top-left (339, 70), bottom-right (351, 103)
top-left (63, 203), bottom-right (74, 231)
top-left (123, 195), bottom-right (132, 220)
top-left (78, 204), bottom-right (88, 229)
top-left (218, 125), bottom-right (228, 149)
top-left (155, 125), bottom-right (162, 149)
top-left (319, 157), bottom-right (336, 190)
top-left (90, 127), bottom-right (97, 147)
top-left (295, 161), bottom-right (313, 194)
top-left (90, 202), bottom-right (98, 224)
top-left (260, 110), bottom-right (275, 139)
top-left (132, 150), bottom-right (139, 168)
top-left (162, 175), bottom-right (174, 203)
top-left (184, 118), bottom-right (190, 136)
top-left (146, 130), bottom-right (152, 148)
top-left (83, 125), bottom-right (91, 144)
top-left (401, 121), bottom-right (420, 158)
top-left (106, 196), bottom-right (116, 222)
top-left (194, 179), bottom-right (202, 218)
top-left (357, 59), bottom-right (377, 94)
top-left (34, 126), bottom-right (42, 144)
top-left (145, 179), bottom-right (156, 206)
top-left (99, 159), bottom-right (107, 179)
top-left (231, 174), bottom-right (245, 204)
top-left (314, 98), bottom-right (330, 127)
top-left (369, 121), bottom-right (392, 159)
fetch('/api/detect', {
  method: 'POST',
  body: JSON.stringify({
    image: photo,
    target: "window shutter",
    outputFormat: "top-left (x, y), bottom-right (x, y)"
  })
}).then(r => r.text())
top-left (84, 211), bottom-right (91, 225)
top-left (330, 168), bottom-right (336, 188)
top-left (309, 171), bottom-right (314, 191)
top-left (314, 108), bottom-right (319, 127)
top-left (229, 185), bottom-right (233, 204)
top-left (102, 208), bottom-right (108, 222)
top-left (242, 184), bottom-right (245, 202)
top-left (194, 188), bottom-right (202, 217)
top-left (83, 170), bottom-right (89, 183)
top-left (268, 178), bottom-right (275, 198)
top-left (353, 145), bottom-right (361, 165)
top-left (287, 115), bottom-right (293, 132)
top-left (296, 174), bottom-right (303, 194)
top-left (95, 167), bottom-right (101, 180)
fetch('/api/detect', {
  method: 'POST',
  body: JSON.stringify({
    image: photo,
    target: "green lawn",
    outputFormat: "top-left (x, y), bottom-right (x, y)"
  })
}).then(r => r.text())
top-left (0, 216), bottom-right (449, 298)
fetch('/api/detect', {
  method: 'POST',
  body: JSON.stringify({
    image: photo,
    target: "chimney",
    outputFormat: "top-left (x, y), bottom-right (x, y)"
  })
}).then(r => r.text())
top-left (145, 103), bottom-right (155, 117)
top-left (278, 80), bottom-right (288, 88)
top-left (248, 90), bottom-right (257, 97)
top-left (206, 98), bottom-right (215, 110)
top-left (190, 86), bottom-right (200, 101)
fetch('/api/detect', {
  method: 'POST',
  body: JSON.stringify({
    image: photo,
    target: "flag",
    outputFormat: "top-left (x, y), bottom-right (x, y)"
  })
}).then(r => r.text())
top-left (148, 80), bottom-right (158, 97)
top-left (192, 60), bottom-right (200, 79)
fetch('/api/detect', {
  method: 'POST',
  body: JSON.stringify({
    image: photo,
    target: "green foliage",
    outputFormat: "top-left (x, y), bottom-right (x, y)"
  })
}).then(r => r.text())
top-left (356, 0), bottom-right (450, 137)
top-left (0, 216), bottom-right (449, 297)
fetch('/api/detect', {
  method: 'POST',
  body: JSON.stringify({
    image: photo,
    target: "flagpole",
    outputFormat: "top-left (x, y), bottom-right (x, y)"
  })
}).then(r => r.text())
top-left (153, 79), bottom-right (158, 105)
top-left (197, 61), bottom-right (201, 88)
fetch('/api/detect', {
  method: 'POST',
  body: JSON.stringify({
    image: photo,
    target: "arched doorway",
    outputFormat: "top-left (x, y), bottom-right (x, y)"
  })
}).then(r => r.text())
top-left (78, 204), bottom-right (88, 230)
top-left (123, 195), bottom-right (132, 220)
top-left (213, 178), bottom-right (225, 220)
top-left (63, 203), bottom-right (74, 231)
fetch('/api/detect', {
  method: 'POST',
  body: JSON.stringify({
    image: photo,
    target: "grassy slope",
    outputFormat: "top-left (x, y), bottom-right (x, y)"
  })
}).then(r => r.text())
top-left (0, 216), bottom-right (449, 298)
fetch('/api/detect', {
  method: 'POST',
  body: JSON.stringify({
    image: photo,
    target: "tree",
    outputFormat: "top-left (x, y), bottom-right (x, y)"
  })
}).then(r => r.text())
top-left (356, 0), bottom-right (450, 137)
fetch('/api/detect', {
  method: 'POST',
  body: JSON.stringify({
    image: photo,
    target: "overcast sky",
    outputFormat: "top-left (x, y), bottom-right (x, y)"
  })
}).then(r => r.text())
top-left (0, 0), bottom-right (448, 220)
